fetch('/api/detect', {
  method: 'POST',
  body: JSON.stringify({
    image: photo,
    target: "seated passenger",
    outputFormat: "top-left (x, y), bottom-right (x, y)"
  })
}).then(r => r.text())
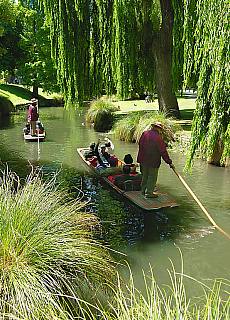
top-left (108, 155), bottom-right (118, 167)
top-left (104, 137), bottom-right (114, 154)
top-left (36, 121), bottom-right (45, 134)
top-left (23, 123), bottom-right (30, 135)
top-left (123, 154), bottom-right (137, 173)
top-left (95, 141), bottom-right (111, 170)
top-left (122, 165), bottom-right (131, 174)
top-left (84, 142), bottom-right (96, 160)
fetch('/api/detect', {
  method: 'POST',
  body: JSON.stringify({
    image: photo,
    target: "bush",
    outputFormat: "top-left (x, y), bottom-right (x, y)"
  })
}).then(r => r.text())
top-left (113, 113), bottom-right (141, 142)
top-left (0, 171), bottom-right (116, 318)
top-left (0, 95), bottom-right (14, 116)
top-left (114, 111), bottom-right (181, 143)
top-left (86, 100), bottom-right (119, 132)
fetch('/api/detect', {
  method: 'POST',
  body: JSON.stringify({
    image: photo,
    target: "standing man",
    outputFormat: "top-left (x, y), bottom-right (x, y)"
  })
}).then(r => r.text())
top-left (137, 122), bottom-right (175, 198)
top-left (28, 98), bottom-right (39, 135)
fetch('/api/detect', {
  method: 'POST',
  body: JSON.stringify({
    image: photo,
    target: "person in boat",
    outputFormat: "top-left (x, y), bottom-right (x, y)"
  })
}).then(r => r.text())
top-left (137, 122), bottom-right (175, 198)
top-left (95, 140), bottom-right (111, 170)
top-left (37, 121), bottom-right (44, 134)
top-left (104, 137), bottom-right (114, 154)
top-left (23, 123), bottom-right (30, 135)
top-left (28, 98), bottom-right (39, 136)
top-left (84, 142), bottom-right (96, 160)
top-left (123, 154), bottom-right (137, 174)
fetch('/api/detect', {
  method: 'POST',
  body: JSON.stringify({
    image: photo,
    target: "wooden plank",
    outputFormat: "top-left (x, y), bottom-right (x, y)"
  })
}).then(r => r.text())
top-left (124, 190), bottom-right (178, 210)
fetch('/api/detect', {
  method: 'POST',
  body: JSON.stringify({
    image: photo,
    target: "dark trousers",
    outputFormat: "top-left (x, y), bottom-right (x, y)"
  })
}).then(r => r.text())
top-left (140, 165), bottom-right (159, 196)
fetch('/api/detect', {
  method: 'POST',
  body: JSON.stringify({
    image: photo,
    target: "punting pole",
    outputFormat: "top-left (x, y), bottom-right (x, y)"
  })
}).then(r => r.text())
top-left (172, 167), bottom-right (230, 240)
top-left (37, 99), bottom-right (40, 160)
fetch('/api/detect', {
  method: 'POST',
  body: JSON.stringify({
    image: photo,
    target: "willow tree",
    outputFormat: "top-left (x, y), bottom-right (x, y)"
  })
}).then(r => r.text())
top-left (42, 0), bottom-right (180, 117)
top-left (184, 0), bottom-right (230, 167)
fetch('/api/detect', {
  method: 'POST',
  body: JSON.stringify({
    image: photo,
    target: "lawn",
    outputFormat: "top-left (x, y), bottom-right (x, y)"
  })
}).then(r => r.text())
top-left (0, 84), bottom-right (53, 106)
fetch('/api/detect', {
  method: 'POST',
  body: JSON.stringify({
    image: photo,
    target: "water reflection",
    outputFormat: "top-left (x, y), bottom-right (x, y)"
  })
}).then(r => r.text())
top-left (0, 107), bottom-right (229, 288)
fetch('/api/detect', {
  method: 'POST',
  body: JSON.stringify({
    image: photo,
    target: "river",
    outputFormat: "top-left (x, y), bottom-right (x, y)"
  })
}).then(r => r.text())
top-left (0, 107), bottom-right (229, 295)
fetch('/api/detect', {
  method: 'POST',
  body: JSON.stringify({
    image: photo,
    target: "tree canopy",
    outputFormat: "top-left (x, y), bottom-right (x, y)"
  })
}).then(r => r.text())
top-left (42, 0), bottom-right (180, 117)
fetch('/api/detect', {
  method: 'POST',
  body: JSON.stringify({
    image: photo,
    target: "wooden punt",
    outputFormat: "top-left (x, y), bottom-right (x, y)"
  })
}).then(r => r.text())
top-left (24, 131), bottom-right (46, 142)
top-left (77, 147), bottom-right (178, 211)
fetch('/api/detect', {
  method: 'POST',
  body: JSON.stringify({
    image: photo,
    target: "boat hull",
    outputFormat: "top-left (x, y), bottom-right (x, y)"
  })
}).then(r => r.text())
top-left (77, 147), bottom-right (178, 211)
top-left (24, 132), bottom-right (46, 142)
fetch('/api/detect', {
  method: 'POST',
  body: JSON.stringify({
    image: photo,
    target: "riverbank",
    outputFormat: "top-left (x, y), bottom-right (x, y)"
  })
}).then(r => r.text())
top-left (0, 84), bottom-right (63, 109)
top-left (112, 95), bottom-right (196, 126)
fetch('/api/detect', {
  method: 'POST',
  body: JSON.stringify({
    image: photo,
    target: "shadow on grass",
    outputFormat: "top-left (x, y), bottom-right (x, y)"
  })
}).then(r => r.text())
top-left (180, 109), bottom-right (194, 120)
top-left (0, 84), bottom-right (32, 100)
top-left (0, 84), bottom-right (49, 106)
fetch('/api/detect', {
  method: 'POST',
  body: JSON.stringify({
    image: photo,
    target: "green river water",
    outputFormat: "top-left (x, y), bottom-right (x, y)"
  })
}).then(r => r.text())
top-left (0, 107), bottom-right (229, 296)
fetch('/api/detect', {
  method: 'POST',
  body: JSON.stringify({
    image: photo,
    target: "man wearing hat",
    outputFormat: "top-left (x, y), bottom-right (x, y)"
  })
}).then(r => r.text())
top-left (137, 122), bottom-right (175, 198)
top-left (28, 98), bottom-right (39, 135)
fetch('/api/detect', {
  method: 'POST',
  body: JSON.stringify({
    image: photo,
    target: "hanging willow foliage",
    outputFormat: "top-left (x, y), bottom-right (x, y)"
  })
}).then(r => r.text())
top-left (171, 0), bottom-right (184, 93)
top-left (41, 0), bottom-right (166, 105)
top-left (184, 0), bottom-right (230, 167)
top-left (42, 0), bottom-right (91, 106)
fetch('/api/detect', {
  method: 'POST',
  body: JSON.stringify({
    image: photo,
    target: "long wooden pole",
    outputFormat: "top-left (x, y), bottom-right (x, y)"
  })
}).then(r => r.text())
top-left (172, 167), bottom-right (230, 240)
top-left (37, 100), bottom-right (40, 159)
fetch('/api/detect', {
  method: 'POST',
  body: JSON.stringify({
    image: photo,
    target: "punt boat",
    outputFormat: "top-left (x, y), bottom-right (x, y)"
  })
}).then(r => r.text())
top-left (77, 147), bottom-right (178, 211)
top-left (24, 132), bottom-right (46, 142)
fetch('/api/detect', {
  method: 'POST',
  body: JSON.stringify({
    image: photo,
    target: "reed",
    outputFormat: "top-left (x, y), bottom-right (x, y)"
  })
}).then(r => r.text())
top-left (102, 263), bottom-right (230, 320)
top-left (0, 170), bottom-right (116, 319)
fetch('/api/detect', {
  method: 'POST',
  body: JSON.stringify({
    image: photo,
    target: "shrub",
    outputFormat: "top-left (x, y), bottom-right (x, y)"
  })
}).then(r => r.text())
top-left (114, 111), bottom-right (181, 144)
top-left (86, 100), bottom-right (119, 132)
top-left (113, 113), bottom-right (141, 142)
top-left (0, 95), bottom-right (14, 116)
top-left (0, 170), bottom-right (116, 318)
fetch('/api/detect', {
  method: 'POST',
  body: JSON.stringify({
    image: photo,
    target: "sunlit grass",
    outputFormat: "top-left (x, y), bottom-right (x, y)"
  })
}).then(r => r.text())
top-left (102, 260), bottom-right (230, 320)
top-left (0, 84), bottom-right (57, 106)
top-left (0, 170), bottom-right (116, 318)
top-left (86, 99), bottom-right (119, 123)
top-left (114, 111), bottom-right (181, 143)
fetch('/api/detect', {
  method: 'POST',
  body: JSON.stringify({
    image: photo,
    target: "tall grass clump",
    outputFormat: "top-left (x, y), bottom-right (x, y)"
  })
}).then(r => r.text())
top-left (0, 170), bottom-right (116, 319)
top-left (86, 99), bottom-right (119, 132)
top-left (114, 111), bottom-right (181, 144)
top-left (86, 100), bottom-right (118, 132)
top-left (113, 112), bottom-right (142, 142)
top-left (0, 95), bottom-right (14, 116)
top-left (103, 262), bottom-right (230, 320)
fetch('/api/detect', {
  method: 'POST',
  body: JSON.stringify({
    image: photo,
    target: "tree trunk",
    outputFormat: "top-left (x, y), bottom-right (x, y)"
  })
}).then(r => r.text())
top-left (153, 0), bottom-right (180, 119)
top-left (207, 139), bottom-right (224, 166)
top-left (32, 85), bottom-right (39, 99)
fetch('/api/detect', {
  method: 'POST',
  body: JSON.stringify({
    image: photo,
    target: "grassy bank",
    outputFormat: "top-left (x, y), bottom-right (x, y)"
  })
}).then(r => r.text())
top-left (0, 84), bottom-right (61, 107)
top-left (111, 95), bottom-right (196, 122)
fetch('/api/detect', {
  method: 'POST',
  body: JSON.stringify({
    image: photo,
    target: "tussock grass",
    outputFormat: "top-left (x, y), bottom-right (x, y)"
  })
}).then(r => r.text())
top-left (86, 100), bottom-right (119, 124)
top-left (114, 111), bottom-right (181, 143)
top-left (0, 170), bottom-right (116, 319)
top-left (113, 112), bottom-right (142, 142)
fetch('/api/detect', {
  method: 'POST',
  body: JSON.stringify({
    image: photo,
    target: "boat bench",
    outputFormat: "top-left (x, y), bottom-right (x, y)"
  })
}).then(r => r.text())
top-left (109, 174), bottom-right (142, 191)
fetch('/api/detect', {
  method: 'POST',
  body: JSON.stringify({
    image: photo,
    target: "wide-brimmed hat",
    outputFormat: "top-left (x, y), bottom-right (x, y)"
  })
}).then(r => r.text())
top-left (30, 98), bottom-right (38, 104)
top-left (151, 122), bottom-right (163, 130)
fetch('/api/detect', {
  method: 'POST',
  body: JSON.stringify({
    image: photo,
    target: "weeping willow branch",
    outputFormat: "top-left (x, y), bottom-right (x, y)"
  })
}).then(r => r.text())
top-left (185, 0), bottom-right (230, 168)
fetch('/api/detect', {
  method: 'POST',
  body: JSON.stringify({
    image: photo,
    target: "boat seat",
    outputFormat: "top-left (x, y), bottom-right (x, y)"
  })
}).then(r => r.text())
top-left (112, 173), bottom-right (142, 191)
